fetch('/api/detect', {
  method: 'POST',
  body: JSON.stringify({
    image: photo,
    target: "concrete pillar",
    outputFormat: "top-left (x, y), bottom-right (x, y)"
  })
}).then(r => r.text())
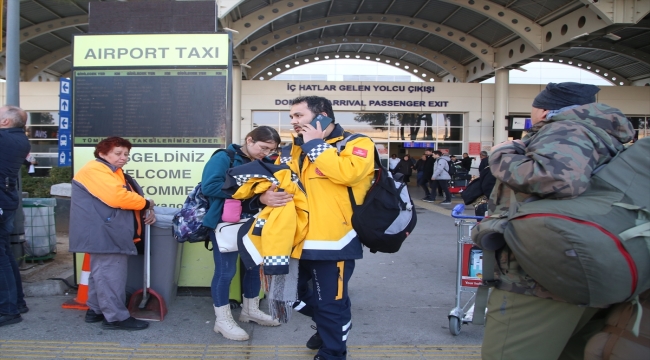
top-left (6, 0), bottom-right (20, 105)
top-left (232, 66), bottom-right (242, 144)
top-left (6, 0), bottom-right (25, 247)
top-left (494, 69), bottom-right (509, 145)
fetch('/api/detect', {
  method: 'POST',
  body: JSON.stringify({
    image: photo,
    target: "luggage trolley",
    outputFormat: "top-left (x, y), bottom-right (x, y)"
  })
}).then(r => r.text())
top-left (448, 204), bottom-right (485, 335)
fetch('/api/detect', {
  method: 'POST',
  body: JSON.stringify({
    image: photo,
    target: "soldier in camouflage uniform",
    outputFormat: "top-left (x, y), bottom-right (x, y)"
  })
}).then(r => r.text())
top-left (481, 82), bottom-right (635, 360)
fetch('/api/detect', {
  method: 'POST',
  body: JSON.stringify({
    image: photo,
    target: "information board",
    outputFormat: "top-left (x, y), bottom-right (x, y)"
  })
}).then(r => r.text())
top-left (73, 69), bottom-right (228, 146)
top-left (59, 78), bottom-right (72, 166)
top-left (72, 33), bottom-right (232, 207)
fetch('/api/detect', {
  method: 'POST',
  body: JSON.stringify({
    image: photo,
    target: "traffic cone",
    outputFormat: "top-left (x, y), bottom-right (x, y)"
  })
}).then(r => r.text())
top-left (62, 253), bottom-right (90, 310)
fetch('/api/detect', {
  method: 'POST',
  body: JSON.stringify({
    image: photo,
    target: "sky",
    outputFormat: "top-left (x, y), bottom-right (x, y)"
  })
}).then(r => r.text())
top-left (272, 59), bottom-right (613, 86)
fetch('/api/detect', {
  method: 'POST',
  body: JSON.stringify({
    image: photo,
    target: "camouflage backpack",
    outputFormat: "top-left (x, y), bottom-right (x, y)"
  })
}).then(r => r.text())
top-left (472, 130), bottom-right (649, 317)
top-left (172, 149), bottom-right (235, 244)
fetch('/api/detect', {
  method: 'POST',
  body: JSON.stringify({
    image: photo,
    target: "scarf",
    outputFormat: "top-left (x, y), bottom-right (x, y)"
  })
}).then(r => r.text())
top-left (264, 258), bottom-right (299, 323)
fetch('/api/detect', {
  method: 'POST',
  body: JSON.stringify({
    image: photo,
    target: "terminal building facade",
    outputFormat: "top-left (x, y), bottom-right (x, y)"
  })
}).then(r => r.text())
top-left (4, 79), bottom-right (649, 174)
top-left (2, 0), bottom-right (650, 174)
top-left (240, 80), bottom-right (649, 167)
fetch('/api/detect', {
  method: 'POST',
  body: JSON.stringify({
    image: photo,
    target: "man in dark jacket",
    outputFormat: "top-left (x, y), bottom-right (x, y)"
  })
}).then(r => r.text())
top-left (419, 148), bottom-right (436, 202)
top-left (0, 105), bottom-right (31, 327)
top-left (478, 151), bottom-right (489, 174)
top-left (460, 153), bottom-right (473, 172)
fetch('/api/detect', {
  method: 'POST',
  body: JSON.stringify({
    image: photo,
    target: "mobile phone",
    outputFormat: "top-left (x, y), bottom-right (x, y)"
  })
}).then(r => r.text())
top-left (310, 114), bottom-right (333, 130)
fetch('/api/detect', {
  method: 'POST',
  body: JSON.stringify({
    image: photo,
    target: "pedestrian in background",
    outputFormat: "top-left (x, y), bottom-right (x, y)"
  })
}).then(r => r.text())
top-left (431, 151), bottom-right (452, 205)
top-left (478, 151), bottom-right (489, 174)
top-left (414, 154), bottom-right (426, 185)
top-left (460, 153), bottom-right (473, 173)
top-left (395, 154), bottom-right (414, 183)
top-left (0, 105), bottom-right (31, 328)
top-left (388, 154), bottom-right (400, 173)
top-left (420, 148), bottom-right (436, 202)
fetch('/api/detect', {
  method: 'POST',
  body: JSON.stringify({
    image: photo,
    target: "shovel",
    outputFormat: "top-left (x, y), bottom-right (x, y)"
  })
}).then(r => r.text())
top-left (127, 218), bottom-right (168, 321)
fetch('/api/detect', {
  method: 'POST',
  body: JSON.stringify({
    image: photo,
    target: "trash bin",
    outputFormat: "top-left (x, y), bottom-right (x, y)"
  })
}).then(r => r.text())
top-left (22, 198), bottom-right (57, 260)
top-left (10, 192), bottom-right (29, 267)
top-left (126, 207), bottom-right (183, 306)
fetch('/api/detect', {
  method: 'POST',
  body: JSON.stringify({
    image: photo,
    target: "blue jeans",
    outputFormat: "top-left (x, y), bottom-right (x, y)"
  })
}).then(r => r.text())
top-left (0, 210), bottom-right (26, 315)
top-left (209, 230), bottom-right (261, 307)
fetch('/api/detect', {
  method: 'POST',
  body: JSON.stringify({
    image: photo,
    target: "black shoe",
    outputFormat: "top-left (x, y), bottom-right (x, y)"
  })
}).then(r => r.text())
top-left (306, 325), bottom-right (323, 350)
top-left (314, 356), bottom-right (326, 360)
top-left (18, 305), bottom-right (29, 314)
top-left (0, 313), bottom-right (22, 327)
top-left (102, 316), bottom-right (149, 331)
top-left (85, 309), bottom-right (104, 323)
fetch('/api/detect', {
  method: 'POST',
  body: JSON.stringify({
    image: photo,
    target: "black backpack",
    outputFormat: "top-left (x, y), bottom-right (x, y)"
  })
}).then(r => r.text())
top-left (337, 134), bottom-right (417, 253)
top-left (447, 160), bottom-right (457, 177)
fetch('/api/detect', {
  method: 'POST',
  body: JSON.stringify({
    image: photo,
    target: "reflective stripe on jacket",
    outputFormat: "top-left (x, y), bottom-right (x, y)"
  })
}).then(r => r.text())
top-left (278, 124), bottom-right (374, 261)
top-left (224, 161), bottom-right (308, 275)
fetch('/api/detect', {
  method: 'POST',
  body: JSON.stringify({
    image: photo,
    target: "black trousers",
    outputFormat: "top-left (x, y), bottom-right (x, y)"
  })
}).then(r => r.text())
top-left (432, 180), bottom-right (451, 202)
top-left (418, 176), bottom-right (431, 196)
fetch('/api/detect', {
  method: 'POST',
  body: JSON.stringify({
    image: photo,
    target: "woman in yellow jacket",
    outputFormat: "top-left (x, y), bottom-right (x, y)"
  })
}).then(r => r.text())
top-left (69, 137), bottom-right (156, 331)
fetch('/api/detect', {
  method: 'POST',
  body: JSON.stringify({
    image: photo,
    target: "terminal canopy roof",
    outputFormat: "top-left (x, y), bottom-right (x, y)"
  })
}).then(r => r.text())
top-left (3, 0), bottom-right (650, 86)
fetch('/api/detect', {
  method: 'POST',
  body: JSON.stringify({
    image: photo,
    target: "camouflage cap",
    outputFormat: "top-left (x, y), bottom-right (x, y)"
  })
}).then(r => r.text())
top-left (532, 82), bottom-right (600, 110)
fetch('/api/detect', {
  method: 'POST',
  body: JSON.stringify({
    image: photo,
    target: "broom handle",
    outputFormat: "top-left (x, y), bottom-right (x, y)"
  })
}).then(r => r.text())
top-left (137, 210), bottom-right (151, 310)
top-left (145, 214), bottom-right (151, 290)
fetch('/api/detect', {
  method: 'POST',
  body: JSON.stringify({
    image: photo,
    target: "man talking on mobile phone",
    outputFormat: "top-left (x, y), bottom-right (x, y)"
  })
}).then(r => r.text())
top-left (276, 96), bottom-right (375, 360)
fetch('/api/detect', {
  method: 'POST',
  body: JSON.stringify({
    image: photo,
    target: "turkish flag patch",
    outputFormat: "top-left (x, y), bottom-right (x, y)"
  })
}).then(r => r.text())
top-left (352, 147), bottom-right (368, 158)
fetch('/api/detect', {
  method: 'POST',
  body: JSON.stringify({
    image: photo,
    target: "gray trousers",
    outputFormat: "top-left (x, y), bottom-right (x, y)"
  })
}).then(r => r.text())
top-left (86, 253), bottom-right (131, 323)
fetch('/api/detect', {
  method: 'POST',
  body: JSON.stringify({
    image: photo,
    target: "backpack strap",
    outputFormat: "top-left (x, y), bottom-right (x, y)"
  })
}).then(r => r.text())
top-left (335, 132), bottom-right (363, 152)
top-left (602, 294), bottom-right (648, 355)
top-left (336, 132), bottom-right (382, 169)
top-left (336, 133), bottom-right (383, 208)
top-left (442, 159), bottom-right (450, 175)
top-left (471, 248), bottom-right (496, 326)
top-left (433, 157), bottom-right (450, 176)
top-left (473, 189), bottom-right (517, 326)
top-left (213, 148), bottom-right (236, 167)
top-left (203, 148), bottom-right (236, 251)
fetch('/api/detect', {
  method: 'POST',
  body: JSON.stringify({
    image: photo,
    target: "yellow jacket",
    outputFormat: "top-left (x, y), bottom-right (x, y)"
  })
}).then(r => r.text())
top-left (226, 161), bottom-right (308, 275)
top-left (278, 125), bottom-right (374, 261)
